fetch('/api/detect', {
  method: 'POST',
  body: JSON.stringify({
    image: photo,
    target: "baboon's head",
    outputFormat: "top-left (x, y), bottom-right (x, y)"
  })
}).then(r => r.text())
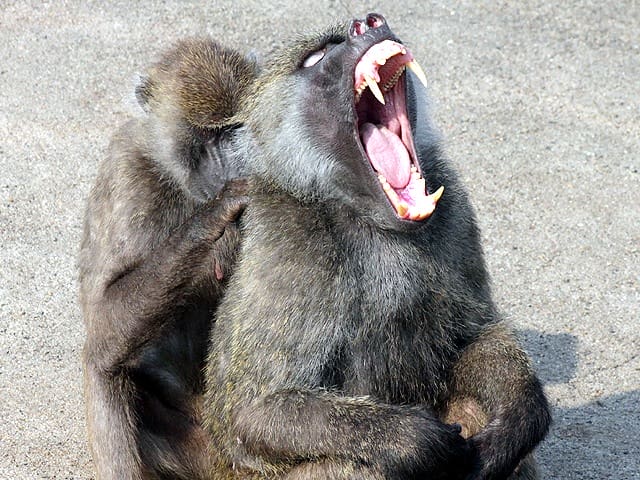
top-left (242, 13), bottom-right (443, 228)
top-left (136, 40), bottom-right (258, 201)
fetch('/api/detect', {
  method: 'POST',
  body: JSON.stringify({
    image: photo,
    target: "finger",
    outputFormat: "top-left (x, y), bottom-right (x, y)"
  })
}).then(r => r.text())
top-left (218, 196), bottom-right (249, 223)
top-left (451, 425), bottom-right (462, 436)
top-left (220, 177), bottom-right (250, 197)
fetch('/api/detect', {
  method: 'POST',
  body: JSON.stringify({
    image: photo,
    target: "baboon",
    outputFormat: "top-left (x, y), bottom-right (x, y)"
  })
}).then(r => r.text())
top-left (80, 13), bottom-right (550, 480)
top-left (79, 41), bottom-right (256, 479)
top-left (204, 13), bottom-right (550, 480)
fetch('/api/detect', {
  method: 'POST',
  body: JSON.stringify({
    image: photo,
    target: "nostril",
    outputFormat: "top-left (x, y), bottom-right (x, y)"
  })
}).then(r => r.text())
top-left (366, 13), bottom-right (385, 29)
top-left (350, 19), bottom-right (368, 36)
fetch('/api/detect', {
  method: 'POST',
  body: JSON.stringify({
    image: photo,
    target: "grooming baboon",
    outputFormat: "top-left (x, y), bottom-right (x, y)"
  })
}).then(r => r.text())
top-left (81, 13), bottom-right (550, 480)
top-left (79, 40), bottom-right (256, 479)
top-left (204, 13), bottom-right (550, 480)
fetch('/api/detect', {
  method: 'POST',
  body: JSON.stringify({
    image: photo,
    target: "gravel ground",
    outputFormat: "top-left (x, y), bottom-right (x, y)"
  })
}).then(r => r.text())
top-left (1, 1), bottom-right (638, 479)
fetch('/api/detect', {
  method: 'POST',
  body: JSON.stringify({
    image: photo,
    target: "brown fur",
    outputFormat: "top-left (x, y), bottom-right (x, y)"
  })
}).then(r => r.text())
top-left (137, 38), bottom-right (256, 127)
top-left (80, 39), bottom-right (256, 479)
top-left (82, 17), bottom-right (550, 480)
top-left (202, 14), bottom-right (550, 480)
top-left (444, 323), bottom-right (545, 479)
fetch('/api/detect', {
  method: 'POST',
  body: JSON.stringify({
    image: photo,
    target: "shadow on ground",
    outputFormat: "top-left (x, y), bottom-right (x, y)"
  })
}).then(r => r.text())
top-left (519, 330), bottom-right (639, 479)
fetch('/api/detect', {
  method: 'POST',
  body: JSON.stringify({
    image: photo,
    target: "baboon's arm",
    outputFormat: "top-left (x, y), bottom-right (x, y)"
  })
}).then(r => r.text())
top-left (445, 323), bottom-right (551, 480)
top-left (231, 390), bottom-right (472, 479)
top-left (82, 180), bottom-right (247, 371)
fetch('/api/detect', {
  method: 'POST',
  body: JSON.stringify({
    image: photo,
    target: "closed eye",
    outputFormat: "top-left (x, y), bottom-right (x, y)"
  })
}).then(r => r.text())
top-left (302, 48), bottom-right (326, 68)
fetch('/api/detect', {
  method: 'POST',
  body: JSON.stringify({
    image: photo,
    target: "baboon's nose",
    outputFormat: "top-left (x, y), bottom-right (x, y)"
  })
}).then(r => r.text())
top-left (349, 13), bottom-right (386, 37)
top-left (365, 13), bottom-right (385, 29)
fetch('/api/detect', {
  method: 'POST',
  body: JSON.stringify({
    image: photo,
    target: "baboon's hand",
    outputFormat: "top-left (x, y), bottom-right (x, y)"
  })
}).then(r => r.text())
top-left (428, 423), bottom-right (476, 480)
top-left (393, 412), bottom-right (475, 480)
top-left (193, 177), bottom-right (250, 286)
top-left (205, 177), bottom-right (250, 240)
top-left (464, 425), bottom-right (517, 480)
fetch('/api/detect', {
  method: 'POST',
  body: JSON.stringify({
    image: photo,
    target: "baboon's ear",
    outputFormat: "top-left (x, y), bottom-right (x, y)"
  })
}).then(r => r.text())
top-left (134, 74), bottom-right (153, 113)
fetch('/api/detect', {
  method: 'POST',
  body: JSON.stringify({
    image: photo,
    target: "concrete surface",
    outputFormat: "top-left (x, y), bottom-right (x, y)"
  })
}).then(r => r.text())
top-left (0, 1), bottom-right (638, 479)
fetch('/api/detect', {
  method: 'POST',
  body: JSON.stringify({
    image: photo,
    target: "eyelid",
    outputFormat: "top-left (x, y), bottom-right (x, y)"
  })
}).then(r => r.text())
top-left (302, 48), bottom-right (326, 68)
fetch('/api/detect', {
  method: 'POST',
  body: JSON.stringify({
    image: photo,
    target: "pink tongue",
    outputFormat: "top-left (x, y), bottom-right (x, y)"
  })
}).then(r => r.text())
top-left (360, 122), bottom-right (411, 189)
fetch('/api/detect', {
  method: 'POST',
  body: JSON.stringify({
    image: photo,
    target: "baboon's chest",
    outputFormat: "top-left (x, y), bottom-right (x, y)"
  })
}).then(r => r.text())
top-left (337, 304), bottom-right (455, 405)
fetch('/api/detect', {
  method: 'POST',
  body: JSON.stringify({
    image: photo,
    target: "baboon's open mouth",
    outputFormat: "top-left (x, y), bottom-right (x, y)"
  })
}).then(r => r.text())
top-left (354, 40), bottom-right (443, 221)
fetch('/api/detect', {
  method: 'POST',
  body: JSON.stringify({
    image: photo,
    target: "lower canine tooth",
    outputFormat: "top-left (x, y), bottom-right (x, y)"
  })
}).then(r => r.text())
top-left (429, 185), bottom-right (445, 203)
top-left (396, 201), bottom-right (409, 217)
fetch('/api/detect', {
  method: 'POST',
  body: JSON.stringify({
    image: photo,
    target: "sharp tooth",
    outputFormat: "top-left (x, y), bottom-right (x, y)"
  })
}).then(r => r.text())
top-left (385, 186), bottom-right (400, 203)
top-left (383, 66), bottom-right (405, 91)
top-left (406, 60), bottom-right (428, 88)
top-left (365, 75), bottom-right (385, 105)
top-left (396, 201), bottom-right (409, 217)
top-left (429, 185), bottom-right (444, 203)
top-left (355, 83), bottom-right (366, 103)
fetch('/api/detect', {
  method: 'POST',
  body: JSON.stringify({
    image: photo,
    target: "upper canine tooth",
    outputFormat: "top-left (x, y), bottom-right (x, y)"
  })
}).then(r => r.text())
top-left (365, 75), bottom-right (386, 105)
top-left (406, 60), bottom-right (428, 88)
